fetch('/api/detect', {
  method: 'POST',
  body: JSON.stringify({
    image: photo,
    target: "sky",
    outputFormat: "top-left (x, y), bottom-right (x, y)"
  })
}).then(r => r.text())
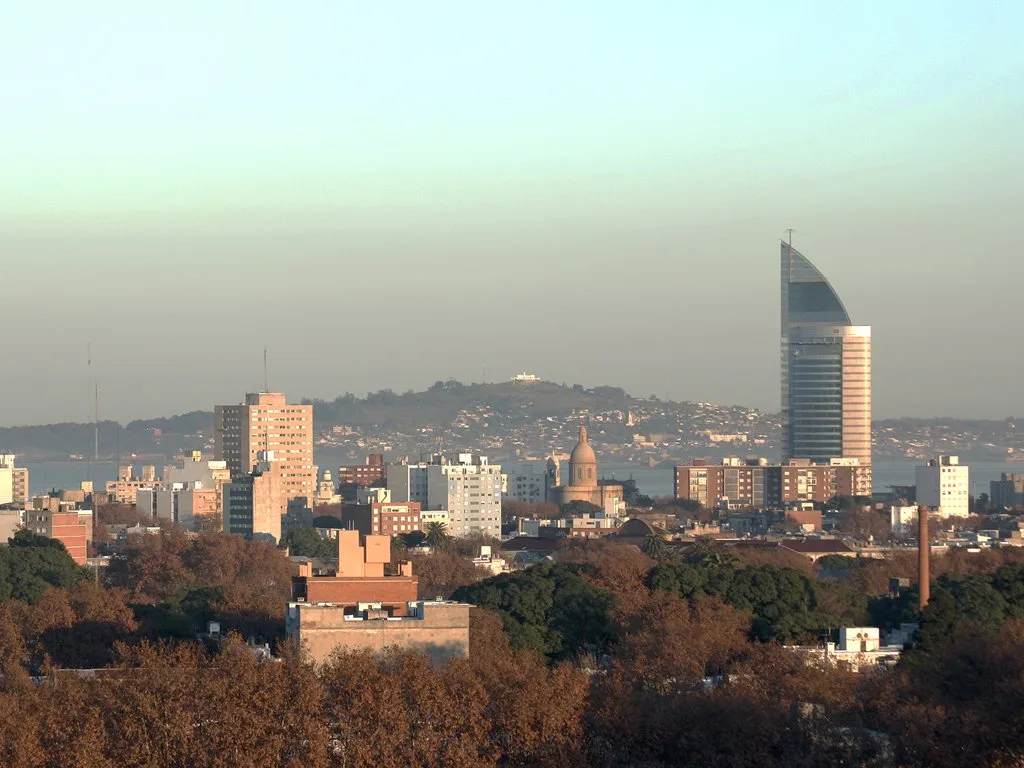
top-left (1, 2), bottom-right (1022, 425)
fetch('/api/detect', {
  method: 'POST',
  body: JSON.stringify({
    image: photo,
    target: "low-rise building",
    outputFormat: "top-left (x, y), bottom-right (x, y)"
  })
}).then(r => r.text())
top-left (890, 505), bottom-right (918, 538)
top-left (0, 510), bottom-right (22, 542)
top-left (23, 501), bottom-right (93, 564)
top-left (285, 528), bottom-right (471, 664)
top-left (788, 627), bottom-right (903, 672)
top-left (137, 485), bottom-right (219, 531)
top-left (338, 455), bottom-right (387, 490)
top-left (674, 457), bottom-right (871, 508)
top-left (106, 465), bottom-right (161, 505)
top-left (371, 501), bottom-right (421, 536)
top-left (286, 600), bottom-right (470, 666)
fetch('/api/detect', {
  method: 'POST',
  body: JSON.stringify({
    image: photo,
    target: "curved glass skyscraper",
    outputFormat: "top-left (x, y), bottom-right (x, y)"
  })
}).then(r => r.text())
top-left (781, 242), bottom-right (871, 469)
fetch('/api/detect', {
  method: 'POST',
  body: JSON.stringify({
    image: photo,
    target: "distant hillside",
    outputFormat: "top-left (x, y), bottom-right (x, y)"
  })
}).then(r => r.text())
top-left (303, 380), bottom-right (641, 431)
top-left (1, 381), bottom-right (1020, 462)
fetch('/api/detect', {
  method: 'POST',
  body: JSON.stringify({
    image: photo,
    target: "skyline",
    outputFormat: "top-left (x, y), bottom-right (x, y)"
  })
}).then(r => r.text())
top-left (3, 3), bottom-right (1023, 424)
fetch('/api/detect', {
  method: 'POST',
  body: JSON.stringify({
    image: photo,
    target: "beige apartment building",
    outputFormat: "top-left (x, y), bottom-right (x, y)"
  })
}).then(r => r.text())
top-left (106, 465), bottom-right (161, 505)
top-left (214, 392), bottom-right (316, 505)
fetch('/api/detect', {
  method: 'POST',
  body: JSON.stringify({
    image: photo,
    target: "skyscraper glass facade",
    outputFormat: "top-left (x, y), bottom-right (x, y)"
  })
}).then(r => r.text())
top-left (781, 243), bottom-right (871, 467)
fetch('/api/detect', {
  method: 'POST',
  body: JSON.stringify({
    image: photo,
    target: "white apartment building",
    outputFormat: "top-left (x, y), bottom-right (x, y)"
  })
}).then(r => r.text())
top-left (387, 453), bottom-right (502, 538)
top-left (916, 455), bottom-right (970, 518)
top-left (503, 464), bottom-right (548, 505)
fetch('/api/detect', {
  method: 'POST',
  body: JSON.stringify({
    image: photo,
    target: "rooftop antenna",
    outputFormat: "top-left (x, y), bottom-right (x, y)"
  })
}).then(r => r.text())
top-left (263, 345), bottom-right (269, 393)
top-left (94, 383), bottom-right (99, 465)
top-left (87, 343), bottom-right (93, 485)
top-left (785, 228), bottom-right (795, 250)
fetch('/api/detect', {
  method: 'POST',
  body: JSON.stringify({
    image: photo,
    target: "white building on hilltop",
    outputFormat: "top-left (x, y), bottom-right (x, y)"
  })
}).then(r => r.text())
top-left (916, 455), bottom-right (970, 518)
top-left (387, 454), bottom-right (502, 538)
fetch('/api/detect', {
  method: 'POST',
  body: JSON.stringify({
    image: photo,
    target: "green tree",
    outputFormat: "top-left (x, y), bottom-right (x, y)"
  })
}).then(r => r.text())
top-left (559, 500), bottom-right (603, 517)
top-left (642, 532), bottom-right (669, 561)
top-left (281, 527), bottom-right (335, 559)
top-left (424, 521), bottom-right (453, 551)
top-left (687, 537), bottom-right (740, 569)
top-left (2, 531), bottom-right (83, 604)
top-left (453, 563), bottom-right (614, 660)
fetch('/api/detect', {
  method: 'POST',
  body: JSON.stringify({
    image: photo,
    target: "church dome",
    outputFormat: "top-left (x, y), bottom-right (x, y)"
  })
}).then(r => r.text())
top-left (568, 426), bottom-right (598, 487)
top-left (570, 426), bottom-right (597, 465)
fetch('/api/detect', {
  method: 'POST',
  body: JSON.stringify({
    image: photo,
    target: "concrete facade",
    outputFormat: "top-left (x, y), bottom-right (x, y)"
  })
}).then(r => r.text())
top-left (0, 510), bottom-right (22, 542)
top-left (223, 454), bottom-right (289, 542)
top-left (0, 456), bottom-right (30, 508)
top-left (106, 465), bottom-right (161, 505)
top-left (286, 600), bottom-right (470, 665)
top-left (388, 454), bottom-right (502, 538)
top-left (503, 465), bottom-right (548, 504)
top-left (137, 486), bottom-right (218, 530)
top-left (990, 472), bottom-right (1024, 508)
top-left (916, 455), bottom-right (970, 518)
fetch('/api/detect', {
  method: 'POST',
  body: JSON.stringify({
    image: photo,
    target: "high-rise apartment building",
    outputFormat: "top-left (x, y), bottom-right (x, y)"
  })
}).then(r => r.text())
top-left (387, 453), bottom-right (502, 538)
top-left (781, 241), bottom-right (871, 475)
top-left (214, 392), bottom-right (316, 505)
top-left (916, 455), bottom-right (969, 518)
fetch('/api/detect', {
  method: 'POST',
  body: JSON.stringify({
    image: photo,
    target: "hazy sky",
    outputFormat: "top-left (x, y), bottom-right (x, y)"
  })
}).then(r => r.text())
top-left (2, 2), bottom-right (1022, 426)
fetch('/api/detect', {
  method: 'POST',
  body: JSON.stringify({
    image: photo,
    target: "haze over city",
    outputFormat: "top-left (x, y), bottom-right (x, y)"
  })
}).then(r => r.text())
top-left (3, 2), bottom-right (1023, 426)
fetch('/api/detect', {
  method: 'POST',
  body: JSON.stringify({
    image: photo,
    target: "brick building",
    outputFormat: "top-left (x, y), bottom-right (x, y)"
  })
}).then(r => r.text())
top-left (337, 455), bottom-right (387, 489)
top-left (674, 457), bottom-right (871, 508)
top-left (23, 500), bottom-right (93, 565)
top-left (286, 529), bottom-right (470, 664)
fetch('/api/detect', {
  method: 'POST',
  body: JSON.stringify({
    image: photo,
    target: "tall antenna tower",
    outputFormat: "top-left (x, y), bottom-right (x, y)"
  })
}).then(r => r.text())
top-left (94, 383), bottom-right (99, 464)
top-left (263, 345), bottom-right (269, 393)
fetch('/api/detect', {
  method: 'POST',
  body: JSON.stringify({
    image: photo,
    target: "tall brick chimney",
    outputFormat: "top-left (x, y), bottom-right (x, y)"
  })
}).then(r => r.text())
top-left (918, 505), bottom-right (930, 611)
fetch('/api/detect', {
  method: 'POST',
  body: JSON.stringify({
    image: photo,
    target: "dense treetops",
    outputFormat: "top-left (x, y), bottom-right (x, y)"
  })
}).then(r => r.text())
top-left (6, 528), bottom-right (1024, 765)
